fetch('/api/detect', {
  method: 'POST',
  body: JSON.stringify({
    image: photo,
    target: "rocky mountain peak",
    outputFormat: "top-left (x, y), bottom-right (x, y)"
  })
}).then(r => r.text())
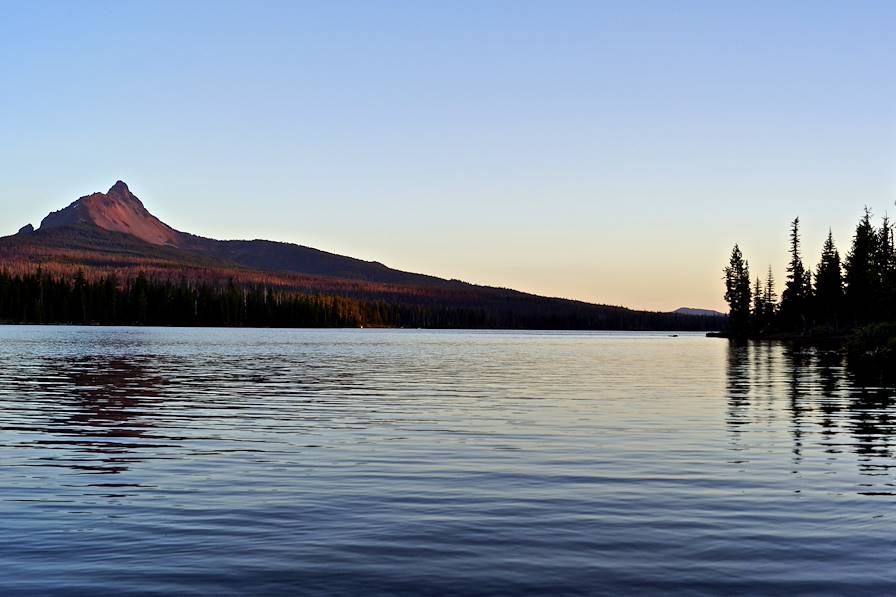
top-left (109, 180), bottom-right (130, 194)
top-left (39, 181), bottom-right (182, 247)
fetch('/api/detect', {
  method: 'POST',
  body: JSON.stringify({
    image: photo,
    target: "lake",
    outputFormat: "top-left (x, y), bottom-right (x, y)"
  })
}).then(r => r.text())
top-left (1, 327), bottom-right (894, 595)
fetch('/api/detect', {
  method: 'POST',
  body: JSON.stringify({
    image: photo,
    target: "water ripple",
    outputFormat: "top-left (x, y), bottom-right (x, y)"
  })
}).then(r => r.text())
top-left (0, 327), bottom-right (894, 595)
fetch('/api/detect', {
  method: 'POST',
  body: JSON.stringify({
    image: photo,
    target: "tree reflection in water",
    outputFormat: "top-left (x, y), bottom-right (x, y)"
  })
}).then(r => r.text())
top-left (726, 340), bottom-right (896, 492)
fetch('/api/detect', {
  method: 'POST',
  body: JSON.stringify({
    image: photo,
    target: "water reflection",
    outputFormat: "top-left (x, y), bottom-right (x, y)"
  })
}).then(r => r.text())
top-left (726, 340), bottom-right (896, 490)
top-left (2, 355), bottom-right (170, 476)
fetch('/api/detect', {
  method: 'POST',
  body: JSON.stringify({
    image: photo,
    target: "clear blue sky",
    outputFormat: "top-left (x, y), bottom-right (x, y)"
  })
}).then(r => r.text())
top-left (2, 1), bottom-right (894, 311)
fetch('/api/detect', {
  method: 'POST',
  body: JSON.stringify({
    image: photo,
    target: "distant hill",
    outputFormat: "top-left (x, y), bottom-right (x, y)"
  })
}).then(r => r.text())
top-left (674, 307), bottom-right (726, 318)
top-left (1, 182), bottom-right (725, 330)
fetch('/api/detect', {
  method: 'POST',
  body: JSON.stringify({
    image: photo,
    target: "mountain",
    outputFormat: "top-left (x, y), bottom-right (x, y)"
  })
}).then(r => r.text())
top-left (32, 181), bottom-right (455, 287)
top-left (674, 307), bottom-right (726, 318)
top-left (1, 182), bottom-right (724, 330)
top-left (41, 181), bottom-right (182, 247)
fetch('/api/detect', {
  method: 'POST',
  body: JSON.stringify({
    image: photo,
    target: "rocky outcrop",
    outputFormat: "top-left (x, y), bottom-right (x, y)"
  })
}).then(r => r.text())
top-left (39, 181), bottom-right (183, 247)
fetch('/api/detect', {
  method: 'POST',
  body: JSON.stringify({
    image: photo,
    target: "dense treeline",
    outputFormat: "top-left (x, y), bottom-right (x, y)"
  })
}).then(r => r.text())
top-left (724, 209), bottom-right (896, 338)
top-left (0, 270), bottom-right (480, 328)
top-left (0, 269), bottom-right (721, 330)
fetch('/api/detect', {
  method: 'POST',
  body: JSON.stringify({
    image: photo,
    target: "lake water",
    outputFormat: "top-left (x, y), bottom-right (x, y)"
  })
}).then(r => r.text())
top-left (1, 327), bottom-right (894, 595)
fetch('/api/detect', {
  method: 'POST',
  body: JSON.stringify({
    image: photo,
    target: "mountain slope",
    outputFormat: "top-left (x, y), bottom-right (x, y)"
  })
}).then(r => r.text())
top-left (1, 181), bottom-right (724, 330)
top-left (34, 181), bottom-right (463, 288)
top-left (180, 235), bottom-right (455, 286)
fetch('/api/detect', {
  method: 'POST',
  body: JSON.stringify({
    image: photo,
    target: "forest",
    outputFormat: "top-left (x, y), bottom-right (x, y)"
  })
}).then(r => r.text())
top-left (0, 269), bottom-right (721, 331)
top-left (723, 208), bottom-right (896, 363)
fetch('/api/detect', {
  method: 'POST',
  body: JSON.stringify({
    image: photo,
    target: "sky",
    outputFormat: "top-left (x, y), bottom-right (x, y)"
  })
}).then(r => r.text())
top-left (1, 1), bottom-right (894, 312)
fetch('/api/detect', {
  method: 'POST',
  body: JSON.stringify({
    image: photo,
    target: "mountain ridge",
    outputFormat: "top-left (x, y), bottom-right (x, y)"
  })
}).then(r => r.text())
top-left (2, 181), bottom-right (725, 330)
top-left (673, 307), bottom-right (726, 318)
top-left (28, 181), bottom-right (463, 288)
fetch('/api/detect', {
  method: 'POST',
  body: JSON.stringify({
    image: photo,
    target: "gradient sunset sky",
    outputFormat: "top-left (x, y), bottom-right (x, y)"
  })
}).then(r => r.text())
top-left (2, 2), bottom-right (894, 311)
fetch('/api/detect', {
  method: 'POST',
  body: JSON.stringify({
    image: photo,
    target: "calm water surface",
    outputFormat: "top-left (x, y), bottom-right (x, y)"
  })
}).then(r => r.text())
top-left (1, 327), bottom-right (894, 595)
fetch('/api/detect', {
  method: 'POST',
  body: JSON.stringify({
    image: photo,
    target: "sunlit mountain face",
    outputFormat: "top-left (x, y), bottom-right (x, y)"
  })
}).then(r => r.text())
top-left (40, 181), bottom-right (183, 247)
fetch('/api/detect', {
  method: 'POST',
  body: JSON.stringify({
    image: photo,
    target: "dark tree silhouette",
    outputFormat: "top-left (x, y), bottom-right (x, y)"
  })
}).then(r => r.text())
top-left (763, 266), bottom-right (777, 325)
top-left (724, 244), bottom-right (751, 337)
top-left (844, 208), bottom-right (878, 325)
top-left (749, 267), bottom-right (777, 335)
top-left (0, 269), bottom-right (723, 331)
top-left (779, 217), bottom-right (812, 332)
top-left (814, 230), bottom-right (843, 328)
top-left (752, 276), bottom-right (764, 333)
top-left (723, 207), bottom-right (896, 344)
top-left (876, 215), bottom-right (895, 321)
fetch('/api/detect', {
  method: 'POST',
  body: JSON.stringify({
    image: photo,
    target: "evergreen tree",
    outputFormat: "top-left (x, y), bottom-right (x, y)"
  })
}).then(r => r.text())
top-left (752, 277), bottom-right (763, 332)
top-left (876, 215), bottom-right (895, 320)
top-left (844, 208), bottom-right (877, 325)
top-left (763, 266), bottom-right (777, 326)
top-left (876, 215), bottom-right (894, 272)
top-left (780, 217), bottom-right (812, 331)
top-left (724, 244), bottom-right (752, 336)
top-left (814, 230), bottom-right (843, 327)
top-left (73, 269), bottom-right (88, 323)
top-left (133, 271), bottom-right (150, 324)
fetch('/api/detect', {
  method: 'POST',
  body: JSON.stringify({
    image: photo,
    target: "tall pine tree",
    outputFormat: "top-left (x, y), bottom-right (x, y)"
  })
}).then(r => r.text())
top-left (814, 230), bottom-right (843, 327)
top-left (763, 266), bottom-right (776, 325)
top-left (752, 277), bottom-right (763, 332)
top-left (876, 215), bottom-right (895, 320)
top-left (724, 244), bottom-right (752, 337)
top-left (844, 208), bottom-right (877, 325)
top-left (780, 217), bottom-right (812, 332)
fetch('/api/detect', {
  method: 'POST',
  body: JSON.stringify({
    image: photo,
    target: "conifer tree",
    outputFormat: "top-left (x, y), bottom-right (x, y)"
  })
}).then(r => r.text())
top-left (763, 266), bottom-right (776, 325)
top-left (876, 215), bottom-right (894, 271)
top-left (844, 208), bottom-right (877, 324)
top-left (780, 217), bottom-right (812, 331)
top-left (724, 244), bottom-right (752, 336)
top-left (876, 215), bottom-right (895, 320)
top-left (73, 269), bottom-right (88, 323)
top-left (814, 230), bottom-right (843, 327)
top-left (752, 277), bottom-right (763, 332)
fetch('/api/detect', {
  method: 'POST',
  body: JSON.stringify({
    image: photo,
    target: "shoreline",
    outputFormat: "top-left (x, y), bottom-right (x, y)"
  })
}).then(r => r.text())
top-left (706, 330), bottom-right (850, 342)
